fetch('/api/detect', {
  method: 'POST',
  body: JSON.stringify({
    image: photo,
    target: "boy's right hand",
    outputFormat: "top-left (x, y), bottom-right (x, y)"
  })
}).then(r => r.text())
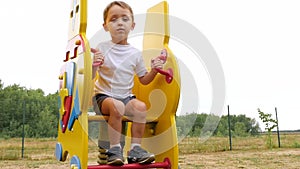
top-left (91, 48), bottom-right (104, 67)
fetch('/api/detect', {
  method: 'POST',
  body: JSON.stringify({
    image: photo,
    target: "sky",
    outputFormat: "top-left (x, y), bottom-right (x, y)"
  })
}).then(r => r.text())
top-left (1, 0), bottom-right (300, 131)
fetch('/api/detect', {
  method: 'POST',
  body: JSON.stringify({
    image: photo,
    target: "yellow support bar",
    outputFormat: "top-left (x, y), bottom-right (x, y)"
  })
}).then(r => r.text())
top-left (131, 1), bottom-right (181, 168)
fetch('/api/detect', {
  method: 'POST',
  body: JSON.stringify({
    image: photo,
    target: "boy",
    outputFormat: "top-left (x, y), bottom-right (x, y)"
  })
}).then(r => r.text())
top-left (91, 1), bottom-right (163, 166)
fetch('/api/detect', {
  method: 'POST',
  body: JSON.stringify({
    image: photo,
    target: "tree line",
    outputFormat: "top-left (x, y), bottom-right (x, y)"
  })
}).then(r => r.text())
top-left (0, 80), bottom-right (58, 138)
top-left (176, 113), bottom-right (261, 137)
top-left (0, 80), bottom-right (261, 138)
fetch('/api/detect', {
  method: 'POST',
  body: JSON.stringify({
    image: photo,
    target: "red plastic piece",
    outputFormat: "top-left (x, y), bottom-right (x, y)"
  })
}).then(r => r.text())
top-left (64, 35), bottom-right (86, 62)
top-left (159, 49), bottom-right (167, 63)
top-left (87, 158), bottom-right (171, 169)
top-left (92, 61), bottom-right (103, 67)
top-left (62, 96), bottom-right (72, 133)
top-left (156, 68), bottom-right (173, 84)
top-left (153, 49), bottom-right (173, 83)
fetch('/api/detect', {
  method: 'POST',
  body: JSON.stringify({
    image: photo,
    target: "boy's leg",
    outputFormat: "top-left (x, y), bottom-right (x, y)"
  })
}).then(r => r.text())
top-left (101, 98), bottom-right (125, 146)
top-left (101, 98), bottom-right (125, 165)
top-left (125, 99), bottom-right (155, 164)
top-left (125, 99), bottom-right (147, 143)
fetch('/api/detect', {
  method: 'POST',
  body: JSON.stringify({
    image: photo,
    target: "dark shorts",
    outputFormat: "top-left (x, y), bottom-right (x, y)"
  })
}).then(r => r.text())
top-left (93, 93), bottom-right (136, 114)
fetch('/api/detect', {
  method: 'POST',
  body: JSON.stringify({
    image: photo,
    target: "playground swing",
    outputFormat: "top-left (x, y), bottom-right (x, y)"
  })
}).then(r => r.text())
top-left (55, 1), bottom-right (180, 169)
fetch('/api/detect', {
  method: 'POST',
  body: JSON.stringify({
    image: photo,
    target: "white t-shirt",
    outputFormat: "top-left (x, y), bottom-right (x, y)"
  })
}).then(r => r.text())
top-left (94, 41), bottom-right (147, 98)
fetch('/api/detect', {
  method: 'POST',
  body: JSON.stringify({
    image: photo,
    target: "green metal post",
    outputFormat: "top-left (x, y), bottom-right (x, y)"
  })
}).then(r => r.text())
top-left (22, 101), bottom-right (25, 158)
top-left (227, 105), bottom-right (232, 151)
top-left (275, 107), bottom-right (281, 148)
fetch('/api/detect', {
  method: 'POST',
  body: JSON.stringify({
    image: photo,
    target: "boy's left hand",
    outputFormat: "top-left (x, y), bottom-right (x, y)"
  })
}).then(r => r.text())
top-left (151, 57), bottom-right (163, 70)
top-left (151, 48), bottom-right (167, 71)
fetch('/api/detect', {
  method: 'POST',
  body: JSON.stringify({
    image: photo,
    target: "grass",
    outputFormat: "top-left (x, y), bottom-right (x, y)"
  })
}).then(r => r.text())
top-left (0, 133), bottom-right (299, 168)
top-left (178, 133), bottom-right (300, 168)
top-left (178, 133), bottom-right (300, 154)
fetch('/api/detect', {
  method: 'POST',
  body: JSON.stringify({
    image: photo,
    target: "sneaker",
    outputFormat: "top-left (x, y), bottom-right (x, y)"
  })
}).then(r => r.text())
top-left (106, 146), bottom-right (124, 166)
top-left (97, 148), bottom-right (107, 165)
top-left (127, 146), bottom-right (155, 164)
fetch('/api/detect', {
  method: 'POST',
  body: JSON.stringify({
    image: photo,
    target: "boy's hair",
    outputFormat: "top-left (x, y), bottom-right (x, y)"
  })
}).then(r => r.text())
top-left (103, 1), bottom-right (134, 24)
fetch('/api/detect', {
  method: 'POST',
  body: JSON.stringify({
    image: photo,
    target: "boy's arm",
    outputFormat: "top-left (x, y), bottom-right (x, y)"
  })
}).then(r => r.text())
top-left (139, 57), bottom-right (162, 85)
top-left (92, 67), bottom-right (98, 80)
top-left (91, 48), bottom-right (104, 79)
top-left (139, 69), bottom-right (158, 85)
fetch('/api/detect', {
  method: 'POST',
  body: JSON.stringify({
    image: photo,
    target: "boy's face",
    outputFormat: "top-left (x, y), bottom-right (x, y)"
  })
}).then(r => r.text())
top-left (103, 5), bottom-right (135, 44)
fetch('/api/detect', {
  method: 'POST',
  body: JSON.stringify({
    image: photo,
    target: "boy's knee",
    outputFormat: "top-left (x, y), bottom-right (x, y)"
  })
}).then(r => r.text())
top-left (110, 109), bottom-right (124, 119)
top-left (136, 102), bottom-right (147, 112)
top-left (109, 100), bottom-right (125, 119)
top-left (134, 102), bottom-right (147, 120)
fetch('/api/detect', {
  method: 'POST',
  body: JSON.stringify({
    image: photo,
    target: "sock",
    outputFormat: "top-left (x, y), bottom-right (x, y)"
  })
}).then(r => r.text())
top-left (131, 143), bottom-right (141, 150)
top-left (110, 143), bottom-right (121, 149)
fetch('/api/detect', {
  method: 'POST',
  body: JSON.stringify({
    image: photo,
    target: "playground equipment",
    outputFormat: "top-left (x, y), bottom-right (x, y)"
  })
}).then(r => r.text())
top-left (55, 1), bottom-right (180, 169)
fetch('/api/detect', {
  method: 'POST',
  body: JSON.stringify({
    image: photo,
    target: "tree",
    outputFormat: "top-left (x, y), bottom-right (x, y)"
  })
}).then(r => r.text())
top-left (0, 79), bottom-right (3, 89)
top-left (0, 81), bottom-right (59, 138)
top-left (234, 122), bottom-right (247, 137)
top-left (176, 113), bottom-right (260, 137)
top-left (258, 108), bottom-right (278, 149)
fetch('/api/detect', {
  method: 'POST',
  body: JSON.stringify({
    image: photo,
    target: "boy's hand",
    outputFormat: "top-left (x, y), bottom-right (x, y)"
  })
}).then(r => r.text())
top-left (151, 57), bottom-right (163, 71)
top-left (151, 48), bottom-right (167, 71)
top-left (91, 48), bottom-right (104, 67)
top-left (149, 49), bottom-right (173, 83)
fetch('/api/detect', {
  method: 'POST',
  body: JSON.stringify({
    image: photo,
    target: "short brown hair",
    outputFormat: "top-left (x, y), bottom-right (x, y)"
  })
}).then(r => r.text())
top-left (103, 1), bottom-right (134, 24)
